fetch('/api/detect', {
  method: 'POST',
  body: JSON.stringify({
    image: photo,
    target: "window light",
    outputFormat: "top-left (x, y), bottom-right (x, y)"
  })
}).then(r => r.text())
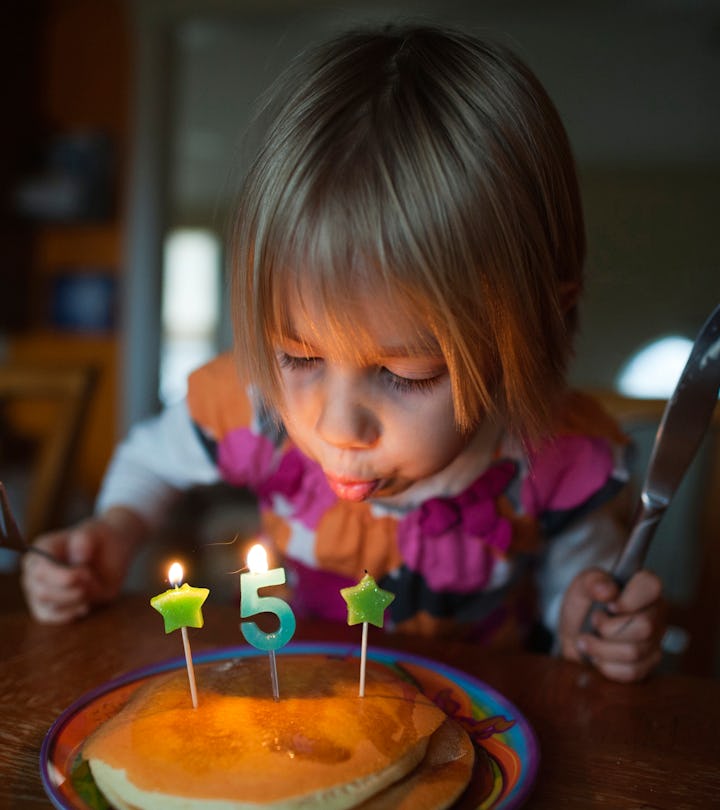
top-left (160, 229), bottom-right (221, 405)
top-left (616, 335), bottom-right (693, 398)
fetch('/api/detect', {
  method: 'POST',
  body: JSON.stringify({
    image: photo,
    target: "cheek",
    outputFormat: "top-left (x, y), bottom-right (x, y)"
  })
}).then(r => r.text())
top-left (277, 369), bottom-right (308, 405)
top-left (425, 418), bottom-right (469, 466)
top-left (389, 388), bottom-right (466, 463)
top-left (276, 374), bottom-right (318, 428)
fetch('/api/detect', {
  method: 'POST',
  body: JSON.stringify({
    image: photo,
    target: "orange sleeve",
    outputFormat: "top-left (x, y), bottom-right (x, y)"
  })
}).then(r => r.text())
top-left (186, 352), bottom-right (254, 441)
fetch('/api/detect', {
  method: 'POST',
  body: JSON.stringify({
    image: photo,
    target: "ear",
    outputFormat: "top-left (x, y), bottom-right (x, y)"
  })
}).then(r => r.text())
top-left (559, 280), bottom-right (582, 313)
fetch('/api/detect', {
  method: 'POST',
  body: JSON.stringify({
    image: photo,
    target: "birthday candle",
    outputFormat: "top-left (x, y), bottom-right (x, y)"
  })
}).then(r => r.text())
top-left (240, 543), bottom-right (296, 699)
top-left (340, 571), bottom-right (394, 697)
top-left (151, 562), bottom-right (209, 708)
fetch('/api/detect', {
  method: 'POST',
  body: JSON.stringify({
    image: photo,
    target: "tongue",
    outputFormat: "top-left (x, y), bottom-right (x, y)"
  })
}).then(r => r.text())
top-left (327, 478), bottom-right (379, 502)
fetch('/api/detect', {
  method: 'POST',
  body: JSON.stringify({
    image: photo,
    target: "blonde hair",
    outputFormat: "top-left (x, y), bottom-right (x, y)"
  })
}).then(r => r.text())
top-left (231, 24), bottom-right (585, 440)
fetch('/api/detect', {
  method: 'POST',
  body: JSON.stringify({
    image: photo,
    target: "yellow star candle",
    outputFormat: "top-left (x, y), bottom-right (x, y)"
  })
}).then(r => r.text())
top-left (150, 562), bottom-right (209, 708)
top-left (340, 571), bottom-right (395, 696)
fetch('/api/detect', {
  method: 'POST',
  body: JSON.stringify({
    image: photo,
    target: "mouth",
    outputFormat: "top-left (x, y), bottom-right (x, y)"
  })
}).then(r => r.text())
top-left (325, 474), bottom-right (382, 502)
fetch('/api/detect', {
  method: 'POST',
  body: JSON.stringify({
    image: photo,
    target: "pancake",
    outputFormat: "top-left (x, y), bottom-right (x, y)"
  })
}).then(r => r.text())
top-left (356, 716), bottom-right (475, 810)
top-left (83, 655), bottom-right (472, 809)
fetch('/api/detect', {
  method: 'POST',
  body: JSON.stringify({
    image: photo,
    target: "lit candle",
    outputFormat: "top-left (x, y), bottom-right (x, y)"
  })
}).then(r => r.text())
top-left (340, 571), bottom-right (395, 697)
top-left (240, 543), bottom-right (296, 699)
top-left (150, 561), bottom-right (209, 708)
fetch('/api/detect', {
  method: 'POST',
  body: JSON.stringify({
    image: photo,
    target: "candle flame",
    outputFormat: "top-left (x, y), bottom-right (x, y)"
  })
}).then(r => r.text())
top-left (168, 561), bottom-right (184, 587)
top-left (247, 543), bottom-right (269, 574)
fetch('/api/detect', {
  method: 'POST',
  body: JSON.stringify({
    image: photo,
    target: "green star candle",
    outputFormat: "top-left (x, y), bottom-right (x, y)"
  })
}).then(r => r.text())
top-left (150, 562), bottom-right (209, 708)
top-left (340, 571), bottom-right (395, 696)
top-left (240, 543), bottom-right (296, 699)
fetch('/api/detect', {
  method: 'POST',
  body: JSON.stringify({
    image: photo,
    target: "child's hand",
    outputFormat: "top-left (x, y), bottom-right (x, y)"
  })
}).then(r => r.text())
top-left (20, 507), bottom-right (146, 624)
top-left (557, 567), bottom-right (666, 682)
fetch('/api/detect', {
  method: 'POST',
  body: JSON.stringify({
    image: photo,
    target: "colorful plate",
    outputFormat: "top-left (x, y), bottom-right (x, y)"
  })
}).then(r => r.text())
top-left (41, 643), bottom-right (539, 809)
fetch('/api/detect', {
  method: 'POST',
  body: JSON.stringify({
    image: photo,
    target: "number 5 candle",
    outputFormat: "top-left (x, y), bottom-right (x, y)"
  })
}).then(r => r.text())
top-left (240, 543), bottom-right (296, 699)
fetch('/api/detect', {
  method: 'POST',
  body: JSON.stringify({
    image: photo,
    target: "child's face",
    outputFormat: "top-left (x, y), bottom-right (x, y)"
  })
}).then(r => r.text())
top-left (273, 293), bottom-right (474, 501)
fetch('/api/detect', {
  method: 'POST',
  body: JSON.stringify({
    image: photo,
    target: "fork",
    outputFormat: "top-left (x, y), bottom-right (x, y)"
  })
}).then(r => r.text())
top-left (0, 481), bottom-right (67, 566)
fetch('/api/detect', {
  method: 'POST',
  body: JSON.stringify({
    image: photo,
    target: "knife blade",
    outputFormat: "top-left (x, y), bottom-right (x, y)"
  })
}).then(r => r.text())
top-left (612, 301), bottom-right (720, 585)
top-left (580, 302), bottom-right (720, 636)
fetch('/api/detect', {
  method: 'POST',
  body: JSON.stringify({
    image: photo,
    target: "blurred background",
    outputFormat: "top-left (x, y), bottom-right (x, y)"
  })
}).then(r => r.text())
top-left (0, 0), bottom-right (718, 668)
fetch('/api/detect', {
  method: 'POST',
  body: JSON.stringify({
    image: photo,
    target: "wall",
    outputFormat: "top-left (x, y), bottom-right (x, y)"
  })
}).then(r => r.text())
top-left (4, 0), bottom-right (130, 514)
top-left (575, 165), bottom-right (720, 386)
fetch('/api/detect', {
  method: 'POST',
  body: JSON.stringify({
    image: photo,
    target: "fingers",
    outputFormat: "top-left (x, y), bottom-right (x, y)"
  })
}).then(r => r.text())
top-left (20, 519), bottom-right (132, 622)
top-left (67, 527), bottom-right (95, 566)
top-left (25, 585), bottom-right (91, 624)
top-left (589, 570), bottom-right (665, 644)
top-left (559, 568), bottom-right (667, 682)
top-left (592, 611), bottom-right (651, 642)
top-left (557, 568), bottom-right (620, 658)
top-left (577, 631), bottom-right (663, 682)
top-left (604, 569), bottom-right (663, 615)
top-left (21, 529), bottom-right (95, 623)
top-left (21, 559), bottom-right (92, 623)
top-left (587, 574), bottom-right (665, 682)
top-left (583, 568), bottom-right (622, 605)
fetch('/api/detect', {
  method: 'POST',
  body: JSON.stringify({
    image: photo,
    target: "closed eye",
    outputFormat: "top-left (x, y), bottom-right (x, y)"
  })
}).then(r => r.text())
top-left (277, 351), bottom-right (323, 371)
top-left (277, 350), bottom-right (445, 393)
top-left (380, 367), bottom-right (445, 393)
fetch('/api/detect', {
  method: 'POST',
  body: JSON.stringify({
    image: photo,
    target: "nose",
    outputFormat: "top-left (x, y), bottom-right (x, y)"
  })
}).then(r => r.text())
top-left (315, 377), bottom-right (380, 449)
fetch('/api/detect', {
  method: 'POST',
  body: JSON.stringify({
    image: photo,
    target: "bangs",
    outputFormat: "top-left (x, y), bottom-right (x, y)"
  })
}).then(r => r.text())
top-left (265, 158), bottom-right (449, 365)
top-left (272, 276), bottom-right (436, 366)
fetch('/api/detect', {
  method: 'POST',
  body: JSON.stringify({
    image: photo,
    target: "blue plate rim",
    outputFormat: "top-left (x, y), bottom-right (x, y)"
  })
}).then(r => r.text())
top-left (40, 641), bottom-right (540, 810)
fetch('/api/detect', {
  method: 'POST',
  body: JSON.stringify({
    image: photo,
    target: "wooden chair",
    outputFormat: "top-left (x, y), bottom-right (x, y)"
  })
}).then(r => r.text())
top-left (587, 389), bottom-right (720, 677)
top-left (0, 364), bottom-right (97, 542)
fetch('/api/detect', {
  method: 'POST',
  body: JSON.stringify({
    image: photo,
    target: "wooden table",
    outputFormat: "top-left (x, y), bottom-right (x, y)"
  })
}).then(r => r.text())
top-left (1, 573), bottom-right (718, 809)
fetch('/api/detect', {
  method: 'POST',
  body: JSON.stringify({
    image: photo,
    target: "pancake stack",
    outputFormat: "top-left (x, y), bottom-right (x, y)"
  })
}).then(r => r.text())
top-left (83, 655), bottom-right (474, 809)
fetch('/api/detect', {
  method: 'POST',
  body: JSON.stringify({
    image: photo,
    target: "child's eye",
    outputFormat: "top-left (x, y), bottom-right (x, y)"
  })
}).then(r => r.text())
top-left (277, 351), bottom-right (323, 371)
top-left (380, 367), bottom-right (444, 393)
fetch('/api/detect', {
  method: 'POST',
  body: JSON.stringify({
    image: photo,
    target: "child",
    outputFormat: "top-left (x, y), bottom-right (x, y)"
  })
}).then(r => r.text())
top-left (22, 24), bottom-right (665, 682)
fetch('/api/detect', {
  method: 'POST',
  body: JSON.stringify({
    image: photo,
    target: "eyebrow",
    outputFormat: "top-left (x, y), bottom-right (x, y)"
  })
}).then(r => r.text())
top-left (280, 331), bottom-right (443, 359)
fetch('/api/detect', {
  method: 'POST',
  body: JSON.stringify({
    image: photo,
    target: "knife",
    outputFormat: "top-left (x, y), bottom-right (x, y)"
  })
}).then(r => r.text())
top-left (581, 302), bottom-right (720, 632)
top-left (612, 302), bottom-right (720, 585)
top-left (0, 481), bottom-right (68, 566)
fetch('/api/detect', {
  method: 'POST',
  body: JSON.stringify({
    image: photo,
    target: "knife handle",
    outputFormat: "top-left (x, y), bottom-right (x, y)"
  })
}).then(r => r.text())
top-left (612, 497), bottom-right (665, 585)
top-left (579, 498), bottom-right (664, 635)
top-left (24, 544), bottom-right (72, 568)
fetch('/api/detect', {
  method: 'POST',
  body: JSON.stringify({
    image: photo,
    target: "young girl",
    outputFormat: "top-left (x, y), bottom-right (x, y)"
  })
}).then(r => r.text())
top-left (22, 24), bottom-right (665, 682)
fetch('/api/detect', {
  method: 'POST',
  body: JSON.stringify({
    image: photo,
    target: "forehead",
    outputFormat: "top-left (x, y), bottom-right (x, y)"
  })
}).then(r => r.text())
top-left (278, 283), bottom-right (442, 360)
